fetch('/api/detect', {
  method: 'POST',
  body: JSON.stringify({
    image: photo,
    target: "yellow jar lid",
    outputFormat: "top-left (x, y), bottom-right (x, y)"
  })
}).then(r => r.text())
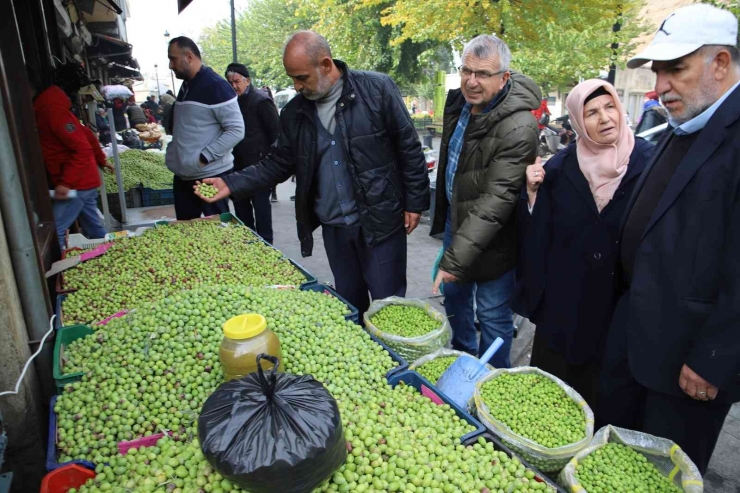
top-left (223, 314), bottom-right (267, 340)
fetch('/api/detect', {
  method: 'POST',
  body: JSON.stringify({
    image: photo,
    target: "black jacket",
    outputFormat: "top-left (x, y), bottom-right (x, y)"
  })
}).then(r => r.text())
top-left (513, 139), bottom-right (654, 364)
top-left (634, 105), bottom-right (668, 135)
top-left (610, 84), bottom-right (740, 403)
top-left (232, 86), bottom-right (280, 171)
top-left (223, 60), bottom-right (429, 257)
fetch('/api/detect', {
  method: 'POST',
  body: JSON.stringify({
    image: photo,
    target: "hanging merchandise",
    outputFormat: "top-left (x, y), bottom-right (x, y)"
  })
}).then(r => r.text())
top-left (199, 355), bottom-right (347, 493)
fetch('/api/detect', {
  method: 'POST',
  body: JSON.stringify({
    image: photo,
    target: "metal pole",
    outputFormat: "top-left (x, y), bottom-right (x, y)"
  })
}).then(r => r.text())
top-left (0, 90), bottom-right (54, 400)
top-left (107, 108), bottom-right (127, 224)
top-left (607, 4), bottom-right (622, 85)
top-left (155, 66), bottom-right (160, 99)
top-left (230, 0), bottom-right (237, 63)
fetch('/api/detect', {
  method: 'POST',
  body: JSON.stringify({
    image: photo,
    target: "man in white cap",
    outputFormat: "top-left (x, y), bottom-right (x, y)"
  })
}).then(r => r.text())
top-left (598, 3), bottom-right (740, 473)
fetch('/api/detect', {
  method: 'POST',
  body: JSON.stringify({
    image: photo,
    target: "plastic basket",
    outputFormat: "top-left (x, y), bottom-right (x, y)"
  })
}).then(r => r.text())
top-left (53, 324), bottom-right (94, 394)
top-left (387, 370), bottom-right (485, 443)
top-left (47, 397), bottom-right (96, 471)
top-left (463, 432), bottom-right (564, 492)
top-left (300, 283), bottom-right (360, 324)
top-left (140, 187), bottom-right (175, 207)
top-left (40, 464), bottom-right (95, 493)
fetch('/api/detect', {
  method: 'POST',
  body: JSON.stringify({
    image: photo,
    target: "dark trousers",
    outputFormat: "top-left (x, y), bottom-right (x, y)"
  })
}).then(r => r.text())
top-left (530, 328), bottom-right (601, 409)
top-left (322, 224), bottom-right (407, 317)
top-left (173, 172), bottom-right (230, 220)
top-left (233, 190), bottom-right (273, 244)
top-left (598, 305), bottom-right (732, 474)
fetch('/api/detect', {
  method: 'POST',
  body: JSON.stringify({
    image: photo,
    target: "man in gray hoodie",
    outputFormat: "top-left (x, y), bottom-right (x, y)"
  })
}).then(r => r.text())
top-left (166, 36), bottom-right (244, 219)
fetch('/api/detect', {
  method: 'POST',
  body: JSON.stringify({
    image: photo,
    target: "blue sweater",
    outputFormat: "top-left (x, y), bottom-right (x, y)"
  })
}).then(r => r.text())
top-left (165, 66), bottom-right (244, 180)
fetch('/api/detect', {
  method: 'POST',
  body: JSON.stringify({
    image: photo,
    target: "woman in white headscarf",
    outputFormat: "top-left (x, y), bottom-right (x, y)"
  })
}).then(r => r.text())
top-left (513, 79), bottom-right (655, 405)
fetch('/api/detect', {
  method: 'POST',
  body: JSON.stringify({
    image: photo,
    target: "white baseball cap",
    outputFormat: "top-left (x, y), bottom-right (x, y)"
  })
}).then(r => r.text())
top-left (628, 4), bottom-right (738, 69)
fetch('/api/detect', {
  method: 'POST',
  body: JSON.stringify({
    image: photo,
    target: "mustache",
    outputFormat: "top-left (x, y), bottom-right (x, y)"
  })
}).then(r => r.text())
top-left (660, 94), bottom-right (681, 104)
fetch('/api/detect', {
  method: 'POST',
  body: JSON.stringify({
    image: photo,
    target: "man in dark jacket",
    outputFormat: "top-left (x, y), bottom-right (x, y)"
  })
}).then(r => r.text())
top-left (634, 91), bottom-right (667, 134)
top-left (225, 63), bottom-right (280, 243)
top-left (599, 4), bottom-right (740, 474)
top-left (195, 31), bottom-right (429, 316)
top-left (126, 103), bottom-right (147, 127)
top-left (431, 35), bottom-right (540, 367)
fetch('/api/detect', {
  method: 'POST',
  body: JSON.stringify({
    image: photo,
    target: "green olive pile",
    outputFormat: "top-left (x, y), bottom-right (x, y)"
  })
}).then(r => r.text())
top-left (574, 443), bottom-right (682, 493)
top-left (62, 222), bottom-right (306, 324)
top-left (479, 373), bottom-right (586, 449)
top-left (73, 438), bottom-right (244, 493)
top-left (414, 356), bottom-right (459, 383)
top-left (369, 305), bottom-right (440, 338)
top-left (58, 286), bottom-right (552, 492)
top-left (197, 183), bottom-right (219, 198)
top-left (103, 150), bottom-right (173, 192)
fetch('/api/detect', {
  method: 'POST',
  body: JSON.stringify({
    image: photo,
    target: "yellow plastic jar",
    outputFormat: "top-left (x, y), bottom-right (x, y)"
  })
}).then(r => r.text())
top-left (219, 313), bottom-right (282, 381)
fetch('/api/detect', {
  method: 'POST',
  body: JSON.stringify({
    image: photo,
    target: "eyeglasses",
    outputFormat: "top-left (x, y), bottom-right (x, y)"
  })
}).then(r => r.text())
top-left (458, 66), bottom-right (506, 80)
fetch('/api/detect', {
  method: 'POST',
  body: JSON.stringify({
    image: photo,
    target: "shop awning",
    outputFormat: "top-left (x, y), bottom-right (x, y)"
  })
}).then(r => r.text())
top-left (87, 32), bottom-right (132, 59)
top-left (107, 61), bottom-right (142, 80)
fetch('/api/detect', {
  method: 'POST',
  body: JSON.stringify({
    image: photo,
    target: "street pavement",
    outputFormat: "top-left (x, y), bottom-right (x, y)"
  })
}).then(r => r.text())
top-left (122, 161), bottom-right (739, 492)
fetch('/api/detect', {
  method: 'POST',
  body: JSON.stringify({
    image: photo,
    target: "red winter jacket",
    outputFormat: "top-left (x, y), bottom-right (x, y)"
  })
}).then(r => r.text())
top-left (34, 85), bottom-right (105, 191)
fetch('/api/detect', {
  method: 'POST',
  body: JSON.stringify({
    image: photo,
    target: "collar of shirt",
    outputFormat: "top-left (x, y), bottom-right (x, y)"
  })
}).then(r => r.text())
top-left (673, 79), bottom-right (740, 135)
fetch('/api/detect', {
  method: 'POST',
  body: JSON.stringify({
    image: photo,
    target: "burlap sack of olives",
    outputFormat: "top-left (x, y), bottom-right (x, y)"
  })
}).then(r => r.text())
top-left (474, 366), bottom-right (595, 473)
top-left (410, 348), bottom-right (495, 384)
top-left (559, 425), bottom-right (703, 493)
top-left (363, 297), bottom-right (452, 362)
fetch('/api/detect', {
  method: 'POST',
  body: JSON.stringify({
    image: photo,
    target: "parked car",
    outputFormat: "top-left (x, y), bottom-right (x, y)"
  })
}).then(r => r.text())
top-left (636, 122), bottom-right (668, 143)
top-left (274, 88), bottom-right (297, 115)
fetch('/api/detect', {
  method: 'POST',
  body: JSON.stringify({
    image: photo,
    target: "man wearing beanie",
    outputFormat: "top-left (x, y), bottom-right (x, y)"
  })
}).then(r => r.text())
top-left (599, 3), bottom-right (740, 473)
top-left (225, 63), bottom-right (280, 244)
top-left (634, 90), bottom-right (667, 134)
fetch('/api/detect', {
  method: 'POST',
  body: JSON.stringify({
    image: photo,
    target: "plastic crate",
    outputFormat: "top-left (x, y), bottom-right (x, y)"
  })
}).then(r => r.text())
top-left (154, 212), bottom-right (245, 228)
top-left (287, 258), bottom-right (317, 288)
top-left (54, 295), bottom-right (66, 329)
top-left (140, 187), bottom-right (175, 207)
top-left (300, 283), bottom-right (360, 324)
top-left (0, 473), bottom-right (11, 493)
top-left (53, 325), bottom-right (94, 394)
top-left (387, 370), bottom-right (485, 443)
top-left (47, 397), bottom-right (96, 471)
top-left (462, 432), bottom-right (564, 492)
top-left (98, 187), bottom-right (143, 222)
top-left (55, 248), bottom-right (82, 295)
top-left (40, 464), bottom-right (95, 493)
top-left (367, 332), bottom-right (409, 379)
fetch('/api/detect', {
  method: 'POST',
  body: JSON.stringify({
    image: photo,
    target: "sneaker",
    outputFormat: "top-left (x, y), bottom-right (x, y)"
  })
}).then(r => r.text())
top-left (290, 195), bottom-right (296, 201)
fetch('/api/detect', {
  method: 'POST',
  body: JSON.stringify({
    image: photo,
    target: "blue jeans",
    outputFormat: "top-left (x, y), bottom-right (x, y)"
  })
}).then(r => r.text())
top-left (443, 211), bottom-right (515, 368)
top-left (52, 188), bottom-right (107, 250)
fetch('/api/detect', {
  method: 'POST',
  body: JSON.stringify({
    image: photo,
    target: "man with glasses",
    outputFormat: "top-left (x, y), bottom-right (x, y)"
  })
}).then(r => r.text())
top-left (431, 34), bottom-right (540, 367)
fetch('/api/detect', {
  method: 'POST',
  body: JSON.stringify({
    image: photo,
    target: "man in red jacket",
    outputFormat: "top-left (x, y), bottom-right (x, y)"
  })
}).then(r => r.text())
top-left (34, 63), bottom-right (114, 249)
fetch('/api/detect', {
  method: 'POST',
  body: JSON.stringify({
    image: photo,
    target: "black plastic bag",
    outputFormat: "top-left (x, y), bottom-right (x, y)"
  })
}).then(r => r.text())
top-left (199, 355), bottom-right (347, 493)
